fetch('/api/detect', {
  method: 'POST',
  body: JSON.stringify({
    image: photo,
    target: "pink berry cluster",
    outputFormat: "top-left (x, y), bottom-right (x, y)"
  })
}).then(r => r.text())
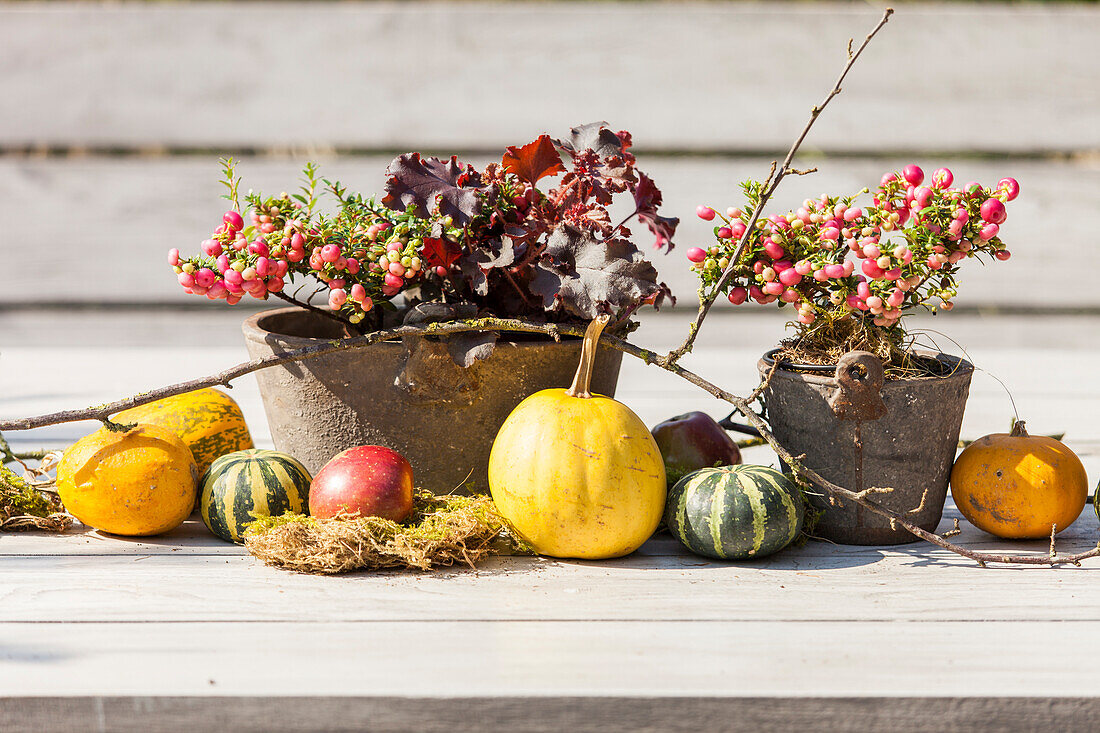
top-left (171, 195), bottom-right (436, 324)
top-left (170, 161), bottom-right (431, 326)
top-left (169, 203), bottom-right (295, 307)
top-left (688, 166), bottom-right (1019, 331)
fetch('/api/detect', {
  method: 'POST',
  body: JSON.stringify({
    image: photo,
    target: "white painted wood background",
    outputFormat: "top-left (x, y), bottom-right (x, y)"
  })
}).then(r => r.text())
top-left (1, 2), bottom-right (1098, 307)
top-left (3, 2), bottom-right (1097, 152)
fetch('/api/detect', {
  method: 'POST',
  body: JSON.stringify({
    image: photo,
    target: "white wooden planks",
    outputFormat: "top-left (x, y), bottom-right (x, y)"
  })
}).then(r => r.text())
top-left (2, 502), bottom-right (1100, 625)
top-left (3, 310), bottom-right (1100, 725)
top-left (2, 155), bottom-right (1096, 306)
top-left (1, 619), bottom-right (1099, 698)
top-left (2, 3), bottom-right (1098, 153)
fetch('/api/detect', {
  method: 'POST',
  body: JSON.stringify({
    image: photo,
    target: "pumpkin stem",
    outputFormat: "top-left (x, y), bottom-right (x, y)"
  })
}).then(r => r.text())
top-left (1010, 420), bottom-right (1029, 438)
top-left (566, 315), bottom-right (611, 399)
top-left (100, 418), bottom-right (137, 434)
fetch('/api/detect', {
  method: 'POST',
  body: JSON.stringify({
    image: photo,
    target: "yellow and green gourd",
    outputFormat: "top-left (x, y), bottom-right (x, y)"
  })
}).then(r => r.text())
top-left (200, 449), bottom-right (311, 543)
top-left (665, 465), bottom-right (803, 560)
top-left (114, 388), bottom-right (253, 474)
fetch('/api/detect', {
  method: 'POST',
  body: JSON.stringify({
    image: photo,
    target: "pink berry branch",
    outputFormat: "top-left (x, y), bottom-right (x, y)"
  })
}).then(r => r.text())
top-left (688, 167), bottom-right (1019, 338)
top-left (663, 6), bottom-right (894, 366)
top-left (1, 318), bottom-right (1095, 566)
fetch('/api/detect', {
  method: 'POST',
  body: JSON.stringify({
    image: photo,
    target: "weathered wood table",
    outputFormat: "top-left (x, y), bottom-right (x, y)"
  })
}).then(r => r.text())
top-left (3, 500), bottom-right (1100, 732)
top-left (3, 310), bottom-right (1100, 731)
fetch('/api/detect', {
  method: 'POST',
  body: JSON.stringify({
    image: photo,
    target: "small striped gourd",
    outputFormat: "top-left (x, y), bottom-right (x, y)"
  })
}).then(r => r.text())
top-left (200, 449), bottom-right (311, 543)
top-left (115, 388), bottom-right (253, 474)
top-left (665, 465), bottom-right (803, 560)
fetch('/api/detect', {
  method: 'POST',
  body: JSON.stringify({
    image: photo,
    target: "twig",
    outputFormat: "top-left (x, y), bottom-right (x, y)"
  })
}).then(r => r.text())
top-left (0, 319), bottom-right (587, 432)
top-left (663, 7), bottom-right (894, 366)
top-left (0, 433), bottom-right (46, 471)
top-left (747, 360), bottom-right (780, 404)
top-left (0, 433), bottom-right (14, 464)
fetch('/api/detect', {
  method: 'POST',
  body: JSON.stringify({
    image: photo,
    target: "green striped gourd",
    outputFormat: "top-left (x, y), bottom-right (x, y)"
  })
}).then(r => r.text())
top-left (665, 464), bottom-right (803, 560)
top-left (200, 449), bottom-right (311, 543)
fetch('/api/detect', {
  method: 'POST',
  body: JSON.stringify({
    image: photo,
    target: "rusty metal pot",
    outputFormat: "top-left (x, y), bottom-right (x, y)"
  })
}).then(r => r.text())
top-left (758, 349), bottom-right (973, 545)
top-left (242, 307), bottom-right (622, 493)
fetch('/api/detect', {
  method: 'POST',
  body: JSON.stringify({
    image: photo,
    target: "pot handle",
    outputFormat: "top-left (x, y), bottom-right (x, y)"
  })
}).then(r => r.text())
top-left (717, 414), bottom-right (762, 437)
top-left (828, 351), bottom-right (887, 421)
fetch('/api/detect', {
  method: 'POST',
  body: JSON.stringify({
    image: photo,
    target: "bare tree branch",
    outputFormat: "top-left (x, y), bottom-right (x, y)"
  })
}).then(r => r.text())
top-left (663, 7), bottom-right (894, 366)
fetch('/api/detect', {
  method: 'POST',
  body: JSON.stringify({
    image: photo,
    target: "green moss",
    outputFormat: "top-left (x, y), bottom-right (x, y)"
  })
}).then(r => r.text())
top-left (243, 490), bottom-right (531, 574)
top-left (1, 465), bottom-right (66, 529)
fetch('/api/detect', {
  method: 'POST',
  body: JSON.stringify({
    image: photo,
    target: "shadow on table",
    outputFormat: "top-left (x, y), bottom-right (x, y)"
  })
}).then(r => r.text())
top-left (887, 539), bottom-right (1100, 570)
top-left (0, 641), bottom-right (71, 664)
top-left (542, 534), bottom-right (888, 572)
top-left (83, 520), bottom-right (248, 553)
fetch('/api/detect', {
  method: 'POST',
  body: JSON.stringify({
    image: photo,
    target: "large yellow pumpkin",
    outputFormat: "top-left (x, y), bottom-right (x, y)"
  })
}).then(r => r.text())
top-left (114, 388), bottom-right (252, 474)
top-left (488, 316), bottom-right (666, 559)
top-left (56, 423), bottom-right (198, 536)
top-left (950, 421), bottom-right (1087, 539)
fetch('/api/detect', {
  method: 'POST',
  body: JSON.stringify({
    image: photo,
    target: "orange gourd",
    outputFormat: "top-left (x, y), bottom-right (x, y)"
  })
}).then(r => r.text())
top-left (56, 423), bottom-right (198, 536)
top-left (950, 421), bottom-right (1087, 539)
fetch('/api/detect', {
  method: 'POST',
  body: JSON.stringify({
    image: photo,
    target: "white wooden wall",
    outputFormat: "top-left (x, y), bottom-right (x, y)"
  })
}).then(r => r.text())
top-left (1, 2), bottom-right (1098, 307)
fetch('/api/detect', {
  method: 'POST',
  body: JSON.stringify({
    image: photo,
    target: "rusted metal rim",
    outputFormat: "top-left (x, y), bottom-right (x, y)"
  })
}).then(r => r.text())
top-left (242, 306), bottom-right (582, 350)
top-left (761, 347), bottom-right (973, 380)
top-left (760, 347), bottom-right (835, 373)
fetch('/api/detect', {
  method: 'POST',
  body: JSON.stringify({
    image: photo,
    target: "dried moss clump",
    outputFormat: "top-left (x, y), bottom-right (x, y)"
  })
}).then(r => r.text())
top-left (778, 313), bottom-right (947, 380)
top-left (243, 490), bottom-right (530, 575)
top-left (0, 464), bottom-right (71, 532)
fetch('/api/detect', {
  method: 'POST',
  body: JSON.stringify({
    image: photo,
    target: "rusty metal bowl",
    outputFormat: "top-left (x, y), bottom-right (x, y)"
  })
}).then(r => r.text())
top-left (758, 350), bottom-right (974, 545)
top-left (243, 307), bottom-right (622, 494)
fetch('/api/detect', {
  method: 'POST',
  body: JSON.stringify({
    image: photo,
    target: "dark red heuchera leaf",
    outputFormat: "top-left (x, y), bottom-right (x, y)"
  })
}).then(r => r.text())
top-left (502, 220), bottom-right (547, 252)
top-left (382, 154), bottom-right (484, 226)
top-left (476, 235), bottom-right (523, 269)
top-left (501, 135), bottom-right (565, 186)
top-left (634, 172), bottom-right (678, 252)
top-left (420, 237), bottom-right (463, 269)
top-left (633, 171), bottom-right (662, 211)
top-left (563, 203), bottom-right (613, 237)
top-left (555, 121), bottom-right (625, 160)
top-left (549, 123), bottom-right (635, 212)
top-left (616, 130), bottom-right (636, 164)
top-left (530, 224), bottom-right (661, 319)
top-left (638, 210), bottom-right (679, 252)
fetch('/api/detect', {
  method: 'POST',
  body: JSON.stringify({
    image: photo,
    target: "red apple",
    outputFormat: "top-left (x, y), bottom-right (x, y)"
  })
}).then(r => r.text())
top-left (651, 411), bottom-right (742, 486)
top-left (309, 445), bottom-right (414, 522)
